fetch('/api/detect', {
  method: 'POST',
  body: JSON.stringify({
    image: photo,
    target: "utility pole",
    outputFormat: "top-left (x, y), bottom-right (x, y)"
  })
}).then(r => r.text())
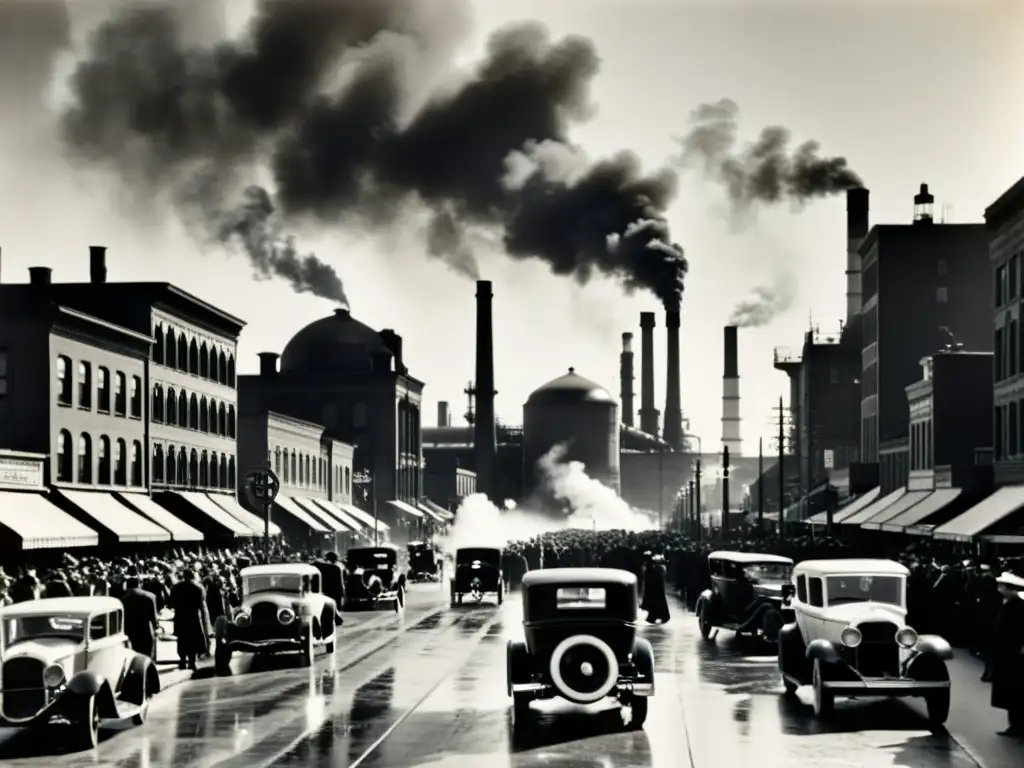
top-left (721, 446), bottom-right (731, 535)
top-left (757, 437), bottom-right (765, 530)
top-left (688, 479), bottom-right (696, 538)
top-left (775, 396), bottom-right (786, 538)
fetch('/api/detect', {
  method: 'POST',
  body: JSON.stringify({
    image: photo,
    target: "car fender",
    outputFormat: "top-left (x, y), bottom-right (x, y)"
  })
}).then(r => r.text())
top-left (912, 634), bottom-right (953, 661)
top-left (804, 638), bottom-right (841, 665)
top-left (120, 655), bottom-right (160, 706)
top-left (506, 639), bottom-right (530, 696)
top-left (695, 589), bottom-right (713, 613)
top-left (777, 621), bottom-right (803, 675)
top-left (66, 670), bottom-right (120, 718)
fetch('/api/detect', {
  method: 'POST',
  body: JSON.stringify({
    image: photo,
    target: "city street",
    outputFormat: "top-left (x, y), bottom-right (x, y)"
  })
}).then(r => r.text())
top-left (1, 585), bottom-right (1011, 768)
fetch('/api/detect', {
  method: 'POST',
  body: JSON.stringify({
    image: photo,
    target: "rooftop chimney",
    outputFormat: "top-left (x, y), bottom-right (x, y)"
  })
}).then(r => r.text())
top-left (474, 280), bottom-right (497, 500)
top-left (620, 332), bottom-right (635, 428)
top-left (638, 312), bottom-right (659, 437)
top-left (28, 267), bottom-right (52, 287)
top-left (379, 329), bottom-right (406, 374)
top-left (89, 246), bottom-right (107, 284)
top-left (663, 304), bottom-right (684, 451)
top-left (913, 183), bottom-right (934, 225)
top-left (722, 325), bottom-right (742, 456)
top-left (438, 401), bottom-right (451, 427)
top-left (846, 187), bottom-right (869, 321)
top-left (257, 352), bottom-right (279, 377)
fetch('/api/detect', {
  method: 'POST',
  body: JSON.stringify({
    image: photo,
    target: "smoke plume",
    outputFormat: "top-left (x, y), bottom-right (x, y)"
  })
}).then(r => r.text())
top-left (729, 272), bottom-right (796, 327)
top-left (49, 0), bottom-right (687, 306)
top-left (676, 98), bottom-right (861, 214)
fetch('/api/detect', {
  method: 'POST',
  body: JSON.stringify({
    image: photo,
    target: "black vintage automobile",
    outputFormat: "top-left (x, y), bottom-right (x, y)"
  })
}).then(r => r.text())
top-left (506, 568), bottom-right (654, 730)
top-left (407, 541), bottom-right (443, 583)
top-left (343, 546), bottom-right (406, 613)
top-left (695, 551), bottom-right (795, 643)
top-left (451, 547), bottom-right (504, 606)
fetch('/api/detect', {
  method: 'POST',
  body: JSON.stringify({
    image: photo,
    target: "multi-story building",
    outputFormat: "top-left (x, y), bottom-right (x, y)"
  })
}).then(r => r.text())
top-left (859, 184), bottom-right (992, 490)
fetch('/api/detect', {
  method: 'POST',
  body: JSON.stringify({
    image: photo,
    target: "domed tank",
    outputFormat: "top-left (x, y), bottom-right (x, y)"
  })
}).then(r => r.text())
top-left (523, 368), bottom-right (620, 495)
top-left (280, 307), bottom-right (393, 376)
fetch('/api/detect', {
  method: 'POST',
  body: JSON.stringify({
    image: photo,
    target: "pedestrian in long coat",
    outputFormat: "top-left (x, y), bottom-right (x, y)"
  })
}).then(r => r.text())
top-left (169, 569), bottom-right (211, 671)
top-left (121, 576), bottom-right (159, 660)
top-left (990, 572), bottom-right (1024, 736)
top-left (641, 554), bottom-right (671, 624)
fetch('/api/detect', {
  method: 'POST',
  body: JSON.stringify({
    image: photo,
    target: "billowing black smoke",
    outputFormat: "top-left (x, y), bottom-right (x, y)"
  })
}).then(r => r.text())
top-left (55, 0), bottom-right (687, 307)
top-left (677, 98), bottom-right (861, 213)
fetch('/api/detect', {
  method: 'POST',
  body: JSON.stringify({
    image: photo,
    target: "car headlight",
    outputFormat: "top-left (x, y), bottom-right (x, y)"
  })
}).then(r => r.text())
top-left (233, 609), bottom-right (251, 627)
top-left (43, 663), bottom-right (66, 688)
top-left (840, 626), bottom-right (862, 648)
top-left (895, 627), bottom-right (918, 648)
top-left (278, 607), bottom-right (296, 625)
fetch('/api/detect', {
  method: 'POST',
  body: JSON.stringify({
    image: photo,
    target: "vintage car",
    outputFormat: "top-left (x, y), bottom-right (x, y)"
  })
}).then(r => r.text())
top-left (451, 547), bottom-right (504, 606)
top-left (407, 541), bottom-right (443, 582)
top-left (343, 546), bottom-right (407, 612)
top-left (506, 568), bottom-right (654, 730)
top-left (778, 558), bottom-right (952, 725)
top-left (695, 551), bottom-right (795, 643)
top-left (0, 596), bottom-right (160, 751)
top-left (215, 563), bottom-right (339, 670)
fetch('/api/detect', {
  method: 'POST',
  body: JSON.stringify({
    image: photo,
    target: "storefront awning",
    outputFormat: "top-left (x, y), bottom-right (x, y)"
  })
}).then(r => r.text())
top-left (979, 534), bottom-right (1024, 544)
top-left (0, 490), bottom-right (99, 550)
top-left (860, 490), bottom-right (931, 530)
top-left (337, 502), bottom-right (389, 531)
top-left (806, 487), bottom-right (881, 525)
top-left (879, 488), bottom-right (962, 533)
top-left (115, 493), bottom-right (203, 541)
top-left (415, 502), bottom-right (446, 523)
top-left (57, 489), bottom-right (170, 543)
top-left (421, 499), bottom-right (455, 521)
top-left (276, 496), bottom-right (329, 533)
top-left (295, 498), bottom-right (352, 533)
top-left (840, 488), bottom-right (905, 525)
top-left (933, 485), bottom-right (1024, 542)
top-left (385, 499), bottom-right (423, 519)
top-left (175, 491), bottom-right (253, 537)
top-left (206, 493), bottom-right (282, 537)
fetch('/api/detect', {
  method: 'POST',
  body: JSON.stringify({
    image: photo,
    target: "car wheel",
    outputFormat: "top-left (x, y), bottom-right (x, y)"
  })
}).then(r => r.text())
top-left (497, 585), bottom-right (504, 605)
top-left (511, 693), bottom-right (531, 729)
top-left (811, 658), bottom-right (833, 717)
top-left (698, 606), bottom-right (713, 640)
top-left (131, 674), bottom-right (153, 726)
top-left (926, 689), bottom-right (951, 728)
top-left (71, 694), bottom-right (101, 751)
top-left (300, 629), bottom-right (314, 667)
top-left (623, 694), bottom-right (648, 729)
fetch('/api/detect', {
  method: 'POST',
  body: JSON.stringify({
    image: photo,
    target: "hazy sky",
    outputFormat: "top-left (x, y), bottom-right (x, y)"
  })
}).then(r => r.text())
top-left (1, 0), bottom-right (1021, 458)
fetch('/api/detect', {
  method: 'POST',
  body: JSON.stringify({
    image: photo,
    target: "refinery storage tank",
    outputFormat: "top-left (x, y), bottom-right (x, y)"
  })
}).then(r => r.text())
top-left (523, 368), bottom-right (620, 496)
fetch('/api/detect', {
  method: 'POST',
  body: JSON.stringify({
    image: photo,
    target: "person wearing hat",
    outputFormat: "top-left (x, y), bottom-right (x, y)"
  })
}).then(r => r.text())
top-left (990, 571), bottom-right (1024, 736)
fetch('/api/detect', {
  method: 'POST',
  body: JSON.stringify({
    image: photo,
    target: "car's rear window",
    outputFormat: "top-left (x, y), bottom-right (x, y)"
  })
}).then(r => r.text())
top-left (556, 587), bottom-right (606, 610)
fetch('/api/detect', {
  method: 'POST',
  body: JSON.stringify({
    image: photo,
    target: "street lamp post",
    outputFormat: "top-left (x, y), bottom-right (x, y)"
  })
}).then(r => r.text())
top-left (686, 433), bottom-right (703, 541)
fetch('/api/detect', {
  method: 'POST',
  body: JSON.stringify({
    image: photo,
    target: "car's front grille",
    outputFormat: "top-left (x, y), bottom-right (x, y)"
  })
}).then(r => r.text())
top-left (858, 621), bottom-right (899, 643)
top-left (250, 602), bottom-right (279, 624)
top-left (1, 658), bottom-right (46, 720)
top-left (855, 642), bottom-right (900, 678)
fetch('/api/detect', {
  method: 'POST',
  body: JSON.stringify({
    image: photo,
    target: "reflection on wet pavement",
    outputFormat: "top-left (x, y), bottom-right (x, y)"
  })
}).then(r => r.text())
top-left (0, 588), bottom-right (988, 767)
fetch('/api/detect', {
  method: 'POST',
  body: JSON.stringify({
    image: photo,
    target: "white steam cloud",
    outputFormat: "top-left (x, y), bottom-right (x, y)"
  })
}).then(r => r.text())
top-left (440, 443), bottom-right (656, 552)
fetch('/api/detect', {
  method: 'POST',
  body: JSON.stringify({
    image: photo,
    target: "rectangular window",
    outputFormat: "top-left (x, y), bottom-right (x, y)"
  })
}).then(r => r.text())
top-left (114, 372), bottom-right (126, 416)
top-left (808, 578), bottom-right (824, 607)
top-left (78, 362), bottom-right (92, 408)
top-left (1013, 321), bottom-right (1020, 377)
top-left (996, 405), bottom-right (1005, 461)
top-left (996, 327), bottom-right (1005, 382)
top-left (796, 575), bottom-right (807, 603)
top-left (936, 286), bottom-right (948, 304)
top-left (1012, 254), bottom-right (1020, 300)
top-left (0, 349), bottom-right (8, 397)
top-left (937, 258), bottom-right (947, 276)
top-left (97, 367), bottom-right (110, 412)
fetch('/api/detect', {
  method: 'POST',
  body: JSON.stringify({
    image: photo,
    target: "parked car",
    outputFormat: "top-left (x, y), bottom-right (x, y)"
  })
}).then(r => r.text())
top-left (778, 558), bottom-right (952, 725)
top-left (215, 563), bottom-right (339, 670)
top-left (451, 547), bottom-right (504, 606)
top-left (506, 568), bottom-right (654, 730)
top-left (343, 546), bottom-right (406, 612)
top-left (407, 541), bottom-right (443, 582)
top-left (0, 596), bottom-right (160, 751)
top-left (695, 551), bottom-right (795, 643)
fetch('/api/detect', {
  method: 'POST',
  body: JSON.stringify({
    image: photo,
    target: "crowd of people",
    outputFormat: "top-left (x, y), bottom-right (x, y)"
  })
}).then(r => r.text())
top-left (1, 527), bottom-right (1022, 734)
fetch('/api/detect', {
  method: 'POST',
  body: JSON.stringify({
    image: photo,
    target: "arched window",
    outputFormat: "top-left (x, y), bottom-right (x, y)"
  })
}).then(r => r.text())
top-left (114, 371), bottom-right (126, 416)
top-left (154, 323), bottom-right (164, 365)
top-left (165, 327), bottom-right (177, 368)
top-left (227, 405), bottom-right (236, 438)
top-left (219, 454), bottom-right (228, 487)
top-left (78, 362), bottom-right (92, 408)
top-left (218, 350), bottom-right (227, 384)
top-left (199, 342), bottom-right (209, 378)
top-left (97, 367), bottom-right (110, 411)
top-left (199, 451), bottom-right (209, 486)
top-left (114, 438), bottom-right (126, 485)
top-left (56, 355), bottom-right (72, 406)
top-left (166, 387), bottom-right (177, 423)
top-left (208, 399), bottom-right (216, 434)
top-left (188, 339), bottom-right (199, 374)
top-left (189, 393), bottom-right (199, 429)
top-left (199, 396), bottom-right (209, 432)
top-left (56, 429), bottom-right (72, 482)
top-left (298, 454), bottom-right (305, 485)
top-left (345, 467), bottom-right (351, 496)
top-left (305, 455), bottom-right (311, 486)
top-left (177, 450), bottom-right (188, 485)
top-left (132, 441), bottom-right (142, 486)
top-left (166, 446), bottom-right (176, 484)
top-left (153, 445), bottom-right (164, 483)
top-left (218, 403), bottom-right (226, 435)
top-left (211, 452), bottom-right (220, 488)
top-left (177, 390), bottom-right (187, 428)
top-left (275, 447), bottom-right (282, 476)
top-left (176, 333), bottom-right (188, 372)
top-left (189, 449), bottom-right (199, 486)
top-left (290, 451), bottom-right (297, 483)
top-left (97, 435), bottom-right (110, 484)
top-left (283, 450), bottom-right (290, 482)
top-left (227, 354), bottom-right (236, 387)
top-left (152, 384), bottom-right (164, 423)
top-left (228, 456), bottom-right (236, 489)
top-left (211, 349), bottom-right (220, 382)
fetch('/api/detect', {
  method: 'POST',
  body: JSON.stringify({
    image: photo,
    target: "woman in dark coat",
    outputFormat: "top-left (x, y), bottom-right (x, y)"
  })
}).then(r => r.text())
top-left (640, 554), bottom-right (671, 624)
top-left (990, 572), bottom-right (1024, 736)
top-left (169, 569), bottom-right (211, 671)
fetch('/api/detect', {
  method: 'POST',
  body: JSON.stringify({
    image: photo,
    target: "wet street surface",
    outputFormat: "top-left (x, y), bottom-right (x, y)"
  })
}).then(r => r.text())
top-left (0, 585), bottom-right (991, 767)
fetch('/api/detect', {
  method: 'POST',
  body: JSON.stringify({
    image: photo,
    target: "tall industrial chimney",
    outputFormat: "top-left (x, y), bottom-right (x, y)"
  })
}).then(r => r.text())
top-left (722, 325), bottom-right (742, 456)
top-left (638, 312), bottom-right (659, 437)
top-left (846, 187), bottom-right (869, 321)
top-left (620, 333), bottom-right (635, 428)
top-left (662, 305), bottom-right (683, 451)
top-left (89, 246), bottom-right (107, 284)
top-left (473, 280), bottom-right (497, 501)
top-left (437, 401), bottom-right (450, 427)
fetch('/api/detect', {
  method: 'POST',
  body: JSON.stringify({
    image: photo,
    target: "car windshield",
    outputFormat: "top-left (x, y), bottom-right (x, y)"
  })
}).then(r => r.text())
top-left (3, 614), bottom-right (86, 647)
top-left (742, 563), bottom-right (793, 583)
top-left (244, 575), bottom-right (304, 595)
top-left (348, 551), bottom-right (394, 569)
top-left (826, 575), bottom-right (902, 606)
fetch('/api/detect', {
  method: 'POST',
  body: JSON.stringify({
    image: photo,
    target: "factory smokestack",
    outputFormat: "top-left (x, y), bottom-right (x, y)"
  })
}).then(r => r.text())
top-left (89, 245), bottom-right (107, 284)
top-left (620, 333), bottom-right (635, 428)
top-left (437, 401), bottom-right (450, 427)
top-left (638, 313), bottom-right (659, 437)
top-left (846, 187), bottom-right (869, 321)
top-left (474, 280), bottom-right (497, 501)
top-left (663, 305), bottom-right (683, 451)
top-left (722, 325), bottom-right (741, 456)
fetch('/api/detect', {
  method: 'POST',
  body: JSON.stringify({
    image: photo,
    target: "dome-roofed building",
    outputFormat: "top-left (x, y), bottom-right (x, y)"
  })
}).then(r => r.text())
top-left (523, 368), bottom-right (620, 495)
top-left (238, 306), bottom-right (427, 540)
